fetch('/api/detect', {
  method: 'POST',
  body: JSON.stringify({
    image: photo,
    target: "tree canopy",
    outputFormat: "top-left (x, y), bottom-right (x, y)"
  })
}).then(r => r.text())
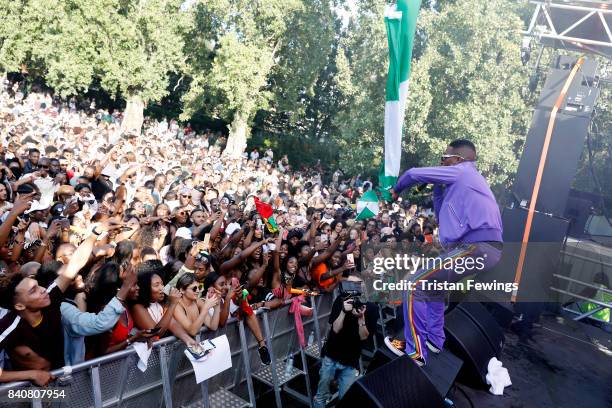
top-left (332, 0), bottom-right (531, 194)
top-left (0, 0), bottom-right (185, 102)
top-left (0, 0), bottom-right (609, 202)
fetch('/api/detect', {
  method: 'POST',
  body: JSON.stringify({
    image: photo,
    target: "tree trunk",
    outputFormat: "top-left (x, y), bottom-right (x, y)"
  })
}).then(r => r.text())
top-left (121, 94), bottom-right (145, 135)
top-left (224, 111), bottom-right (249, 158)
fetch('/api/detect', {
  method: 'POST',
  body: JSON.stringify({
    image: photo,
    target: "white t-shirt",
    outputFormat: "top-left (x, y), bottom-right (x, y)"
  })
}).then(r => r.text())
top-left (147, 302), bottom-right (164, 324)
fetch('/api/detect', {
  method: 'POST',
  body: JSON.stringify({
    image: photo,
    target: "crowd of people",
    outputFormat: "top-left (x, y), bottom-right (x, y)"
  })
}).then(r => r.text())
top-left (0, 81), bottom-right (438, 387)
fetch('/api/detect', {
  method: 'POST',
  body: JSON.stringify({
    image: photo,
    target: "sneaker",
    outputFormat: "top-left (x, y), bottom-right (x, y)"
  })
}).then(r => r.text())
top-left (258, 345), bottom-right (271, 365)
top-left (426, 340), bottom-right (441, 354)
top-left (384, 337), bottom-right (406, 357)
top-left (411, 355), bottom-right (426, 367)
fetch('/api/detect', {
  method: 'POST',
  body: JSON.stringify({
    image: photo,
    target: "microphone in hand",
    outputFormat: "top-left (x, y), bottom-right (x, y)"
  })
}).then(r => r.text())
top-left (414, 183), bottom-right (429, 193)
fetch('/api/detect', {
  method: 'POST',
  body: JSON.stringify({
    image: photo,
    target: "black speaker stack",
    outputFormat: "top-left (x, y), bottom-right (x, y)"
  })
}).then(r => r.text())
top-left (339, 302), bottom-right (505, 407)
top-left (444, 302), bottom-right (505, 386)
top-left (338, 347), bottom-right (462, 408)
top-left (512, 56), bottom-right (600, 216)
top-left (480, 56), bottom-right (599, 304)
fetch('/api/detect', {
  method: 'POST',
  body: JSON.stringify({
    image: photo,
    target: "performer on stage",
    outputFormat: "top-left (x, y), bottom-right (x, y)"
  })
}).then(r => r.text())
top-left (384, 139), bottom-right (503, 366)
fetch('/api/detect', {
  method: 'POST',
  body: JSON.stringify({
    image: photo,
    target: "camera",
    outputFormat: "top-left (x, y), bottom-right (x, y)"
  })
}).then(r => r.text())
top-left (343, 292), bottom-right (365, 311)
top-left (340, 280), bottom-right (365, 311)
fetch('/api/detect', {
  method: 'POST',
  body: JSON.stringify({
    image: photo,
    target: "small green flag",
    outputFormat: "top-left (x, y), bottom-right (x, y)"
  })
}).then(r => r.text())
top-left (265, 217), bottom-right (279, 233)
top-left (356, 190), bottom-right (380, 221)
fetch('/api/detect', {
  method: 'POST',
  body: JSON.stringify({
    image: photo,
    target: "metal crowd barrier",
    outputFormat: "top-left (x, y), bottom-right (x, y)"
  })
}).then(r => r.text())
top-left (0, 294), bottom-right (334, 408)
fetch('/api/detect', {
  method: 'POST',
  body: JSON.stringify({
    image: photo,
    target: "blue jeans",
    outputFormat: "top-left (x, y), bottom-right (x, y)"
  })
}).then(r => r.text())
top-left (313, 356), bottom-right (359, 408)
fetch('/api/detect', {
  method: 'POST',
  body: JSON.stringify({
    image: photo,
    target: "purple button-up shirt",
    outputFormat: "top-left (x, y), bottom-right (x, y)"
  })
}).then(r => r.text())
top-left (395, 161), bottom-right (503, 245)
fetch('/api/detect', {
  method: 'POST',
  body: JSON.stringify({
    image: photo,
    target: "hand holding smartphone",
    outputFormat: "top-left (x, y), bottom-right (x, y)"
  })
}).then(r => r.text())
top-left (346, 253), bottom-right (355, 269)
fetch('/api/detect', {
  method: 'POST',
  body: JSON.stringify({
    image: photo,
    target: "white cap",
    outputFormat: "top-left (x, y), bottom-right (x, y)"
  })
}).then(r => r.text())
top-left (25, 198), bottom-right (52, 214)
top-left (225, 222), bottom-right (241, 236)
top-left (175, 227), bottom-right (192, 240)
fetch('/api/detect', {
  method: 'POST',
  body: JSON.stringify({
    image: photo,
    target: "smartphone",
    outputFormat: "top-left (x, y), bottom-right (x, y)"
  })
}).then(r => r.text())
top-left (320, 233), bottom-right (328, 244)
top-left (58, 217), bottom-right (70, 229)
top-left (346, 253), bottom-right (355, 268)
top-left (262, 244), bottom-right (269, 254)
top-left (186, 344), bottom-right (210, 360)
top-left (202, 233), bottom-right (210, 249)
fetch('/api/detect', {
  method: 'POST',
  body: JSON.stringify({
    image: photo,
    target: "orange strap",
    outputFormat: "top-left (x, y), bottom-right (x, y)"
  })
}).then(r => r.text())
top-left (511, 58), bottom-right (584, 302)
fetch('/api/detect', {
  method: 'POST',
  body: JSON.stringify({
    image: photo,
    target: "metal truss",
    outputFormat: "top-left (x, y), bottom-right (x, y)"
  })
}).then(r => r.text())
top-left (523, 1), bottom-right (612, 57)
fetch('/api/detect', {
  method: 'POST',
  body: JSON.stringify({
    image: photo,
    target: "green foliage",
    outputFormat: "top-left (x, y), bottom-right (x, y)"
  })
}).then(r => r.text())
top-left (181, 0), bottom-right (304, 123)
top-left (574, 73), bottom-right (612, 202)
top-left (0, 0), bottom-right (186, 102)
top-left (333, 0), bottom-right (531, 191)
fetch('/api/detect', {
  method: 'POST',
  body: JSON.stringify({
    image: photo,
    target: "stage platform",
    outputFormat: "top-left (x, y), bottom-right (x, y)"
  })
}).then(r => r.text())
top-left (265, 312), bottom-right (611, 407)
top-left (455, 313), bottom-right (612, 408)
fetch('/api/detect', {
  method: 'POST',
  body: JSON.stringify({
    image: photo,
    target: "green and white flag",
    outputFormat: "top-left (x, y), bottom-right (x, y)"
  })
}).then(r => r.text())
top-left (355, 190), bottom-right (380, 221)
top-left (380, 0), bottom-right (422, 200)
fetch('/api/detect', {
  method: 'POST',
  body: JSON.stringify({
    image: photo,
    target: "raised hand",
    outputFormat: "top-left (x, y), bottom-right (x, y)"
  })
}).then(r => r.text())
top-left (203, 293), bottom-right (220, 309)
top-left (12, 192), bottom-right (36, 215)
top-left (63, 199), bottom-right (80, 216)
top-left (46, 219), bottom-right (62, 238)
top-left (168, 287), bottom-right (182, 305)
top-left (99, 218), bottom-right (123, 233)
top-left (189, 241), bottom-right (208, 257)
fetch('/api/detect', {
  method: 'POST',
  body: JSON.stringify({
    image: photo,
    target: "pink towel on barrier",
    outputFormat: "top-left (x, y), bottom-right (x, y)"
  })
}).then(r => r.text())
top-left (289, 296), bottom-right (307, 348)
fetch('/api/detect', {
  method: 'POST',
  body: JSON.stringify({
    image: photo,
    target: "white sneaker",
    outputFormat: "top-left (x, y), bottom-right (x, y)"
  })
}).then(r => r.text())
top-left (384, 336), bottom-right (406, 357)
top-left (425, 340), bottom-right (441, 354)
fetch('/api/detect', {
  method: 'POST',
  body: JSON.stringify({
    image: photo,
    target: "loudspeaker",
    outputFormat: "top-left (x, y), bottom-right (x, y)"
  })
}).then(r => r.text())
top-left (456, 302), bottom-right (505, 356)
top-left (512, 108), bottom-right (590, 216)
top-left (339, 348), bottom-right (462, 408)
top-left (512, 56), bottom-right (600, 217)
top-left (364, 344), bottom-right (399, 374)
top-left (444, 305), bottom-right (499, 386)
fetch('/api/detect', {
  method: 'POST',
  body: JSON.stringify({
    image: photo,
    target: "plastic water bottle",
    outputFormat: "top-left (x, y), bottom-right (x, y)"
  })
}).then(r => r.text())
top-left (285, 355), bottom-right (294, 377)
top-left (308, 331), bottom-right (315, 346)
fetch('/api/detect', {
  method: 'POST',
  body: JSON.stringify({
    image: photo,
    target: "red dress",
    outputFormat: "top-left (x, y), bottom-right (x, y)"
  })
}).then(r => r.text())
top-left (108, 310), bottom-right (133, 347)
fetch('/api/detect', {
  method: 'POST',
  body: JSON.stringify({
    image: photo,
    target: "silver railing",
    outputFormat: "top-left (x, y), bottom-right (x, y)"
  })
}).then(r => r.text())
top-left (0, 294), bottom-right (334, 408)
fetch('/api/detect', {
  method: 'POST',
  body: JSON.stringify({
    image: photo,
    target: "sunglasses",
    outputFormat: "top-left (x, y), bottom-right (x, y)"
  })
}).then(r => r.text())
top-left (187, 285), bottom-right (199, 292)
top-left (38, 165), bottom-right (49, 169)
top-left (181, 195), bottom-right (192, 198)
top-left (440, 154), bottom-right (467, 162)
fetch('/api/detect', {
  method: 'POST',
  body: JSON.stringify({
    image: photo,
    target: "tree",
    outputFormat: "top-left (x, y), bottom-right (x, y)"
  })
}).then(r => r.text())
top-left (0, 0), bottom-right (187, 134)
top-left (333, 0), bottom-right (531, 192)
top-left (181, 0), bottom-right (335, 158)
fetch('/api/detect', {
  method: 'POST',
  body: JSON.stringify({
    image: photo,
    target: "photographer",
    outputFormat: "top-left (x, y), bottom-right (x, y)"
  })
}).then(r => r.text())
top-left (313, 274), bottom-right (377, 408)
